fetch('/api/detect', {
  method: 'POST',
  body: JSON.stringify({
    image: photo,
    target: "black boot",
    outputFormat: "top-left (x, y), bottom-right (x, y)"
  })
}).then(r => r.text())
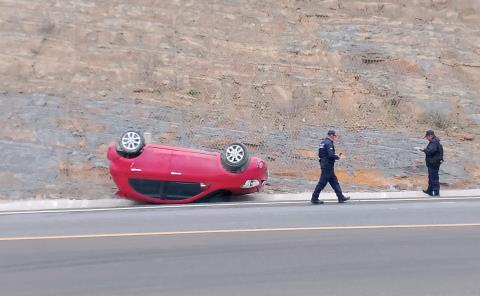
top-left (422, 189), bottom-right (433, 196)
top-left (433, 190), bottom-right (440, 197)
top-left (338, 196), bottom-right (350, 203)
top-left (311, 198), bottom-right (324, 205)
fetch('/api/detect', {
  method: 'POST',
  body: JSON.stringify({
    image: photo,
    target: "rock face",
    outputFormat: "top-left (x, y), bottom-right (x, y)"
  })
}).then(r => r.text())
top-left (0, 0), bottom-right (479, 200)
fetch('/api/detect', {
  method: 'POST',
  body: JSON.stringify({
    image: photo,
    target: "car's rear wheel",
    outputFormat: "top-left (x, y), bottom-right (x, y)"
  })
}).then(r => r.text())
top-left (116, 130), bottom-right (145, 157)
top-left (221, 142), bottom-right (249, 173)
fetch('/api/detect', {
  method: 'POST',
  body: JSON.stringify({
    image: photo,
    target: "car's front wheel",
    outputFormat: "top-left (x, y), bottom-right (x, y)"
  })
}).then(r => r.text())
top-left (221, 142), bottom-right (249, 173)
top-left (116, 130), bottom-right (145, 158)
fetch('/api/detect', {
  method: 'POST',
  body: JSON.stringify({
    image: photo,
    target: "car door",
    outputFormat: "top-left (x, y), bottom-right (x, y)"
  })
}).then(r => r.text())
top-left (169, 149), bottom-right (218, 182)
top-left (129, 147), bottom-right (172, 180)
top-left (124, 147), bottom-right (172, 198)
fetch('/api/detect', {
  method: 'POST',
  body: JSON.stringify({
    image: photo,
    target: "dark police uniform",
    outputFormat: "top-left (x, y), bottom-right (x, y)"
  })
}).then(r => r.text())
top-left (311, 136), bottom-right (348, 203)
top-left (423, 136), bottom-right (443, 196)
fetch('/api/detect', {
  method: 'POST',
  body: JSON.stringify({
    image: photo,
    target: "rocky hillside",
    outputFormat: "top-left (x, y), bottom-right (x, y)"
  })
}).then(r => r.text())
top-left (1, 0), bottom-right (479, 200)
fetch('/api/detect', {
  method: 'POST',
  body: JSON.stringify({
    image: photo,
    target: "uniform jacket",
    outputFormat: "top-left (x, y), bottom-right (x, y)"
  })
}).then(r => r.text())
top-left (318, 138), bottom-right (340, 170)
top-left (424, 136), bottom-right (444, 167)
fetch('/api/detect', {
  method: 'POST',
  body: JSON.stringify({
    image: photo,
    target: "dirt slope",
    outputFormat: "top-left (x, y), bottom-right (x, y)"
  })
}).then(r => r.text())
top-left (0, 0), bottom-right (479, 200)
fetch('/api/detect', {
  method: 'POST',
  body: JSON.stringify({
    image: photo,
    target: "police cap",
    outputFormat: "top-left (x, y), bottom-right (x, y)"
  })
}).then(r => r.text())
top-left (424, 130), bottom-right (435, 137)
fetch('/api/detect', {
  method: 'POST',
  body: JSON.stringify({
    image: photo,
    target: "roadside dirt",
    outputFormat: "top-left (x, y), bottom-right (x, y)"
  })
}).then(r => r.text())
top-left (0, 0), bottom-right (479, 200)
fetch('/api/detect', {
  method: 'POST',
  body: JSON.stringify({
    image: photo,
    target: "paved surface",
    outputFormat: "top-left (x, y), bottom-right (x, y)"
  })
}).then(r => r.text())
top-left (1, 198), bottom-right (480, 295)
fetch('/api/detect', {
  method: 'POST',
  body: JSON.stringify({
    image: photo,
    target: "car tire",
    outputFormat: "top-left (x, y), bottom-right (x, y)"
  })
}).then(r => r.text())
top-left (221, 142), bottom-right (249, 173)
top-left (116, 130), bottom-right (145, 157)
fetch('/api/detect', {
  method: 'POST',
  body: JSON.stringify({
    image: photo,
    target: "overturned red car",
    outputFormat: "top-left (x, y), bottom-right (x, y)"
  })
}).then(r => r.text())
top-left (107, 130), bottom-right (268, 204)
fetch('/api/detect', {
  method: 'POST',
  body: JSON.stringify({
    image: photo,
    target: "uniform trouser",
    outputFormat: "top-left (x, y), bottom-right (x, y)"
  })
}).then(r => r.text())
top-left (312, 167), bottom-right (343, 200)
top-left (427, 164), bottom-right (440, 194)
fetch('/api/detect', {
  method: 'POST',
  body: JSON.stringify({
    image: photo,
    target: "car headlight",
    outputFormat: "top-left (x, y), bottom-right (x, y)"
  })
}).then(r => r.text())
top-left (241, 180), bottom-right (260, 188)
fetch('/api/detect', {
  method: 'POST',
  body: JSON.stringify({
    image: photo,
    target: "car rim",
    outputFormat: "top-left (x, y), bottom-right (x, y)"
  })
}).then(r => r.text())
top-left (226, 145), bottom-right (245, 164)
top-left (121, 132), bottom-right (141, 151)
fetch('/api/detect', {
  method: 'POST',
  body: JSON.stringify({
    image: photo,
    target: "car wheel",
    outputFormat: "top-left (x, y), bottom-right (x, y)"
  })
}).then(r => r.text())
top-left (116, 130), bottom-right (145, 157)
top-left (221, 142), bottom-right (249, 173)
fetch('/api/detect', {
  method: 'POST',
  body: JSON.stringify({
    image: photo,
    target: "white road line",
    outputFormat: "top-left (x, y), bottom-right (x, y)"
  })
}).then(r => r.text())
top-left (0, 196), bottom-right (480, 216)
top-left (1, 223), bottom-right (480, 241)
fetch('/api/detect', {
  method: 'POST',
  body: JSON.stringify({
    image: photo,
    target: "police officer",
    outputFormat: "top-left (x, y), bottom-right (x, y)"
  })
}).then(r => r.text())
top-left (421, 130), bottom-right (444, 196)
top-left (311, 130), bottom-right (350, 204)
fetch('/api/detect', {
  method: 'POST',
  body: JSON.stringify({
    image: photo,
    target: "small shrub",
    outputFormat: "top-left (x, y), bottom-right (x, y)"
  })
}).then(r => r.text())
top-left (187, 89), bottom-right (200, 97)
top-left (385, 97), bottom-right (401, 107)
top-left (424, 111), bottom-right (453, 129)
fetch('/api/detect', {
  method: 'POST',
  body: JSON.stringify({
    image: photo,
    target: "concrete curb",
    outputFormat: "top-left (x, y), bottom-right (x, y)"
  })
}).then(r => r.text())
top-left (0, 189), bottom-right (479, 212)
top-left (254, 189), bottom-right (480, 202)
top-left (0, 199), bottom-right (137, 212)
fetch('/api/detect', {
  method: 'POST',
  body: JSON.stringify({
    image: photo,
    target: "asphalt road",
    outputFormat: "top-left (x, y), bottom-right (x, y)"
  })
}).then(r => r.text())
top-left (1, 199), bottom-right (480, 296)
